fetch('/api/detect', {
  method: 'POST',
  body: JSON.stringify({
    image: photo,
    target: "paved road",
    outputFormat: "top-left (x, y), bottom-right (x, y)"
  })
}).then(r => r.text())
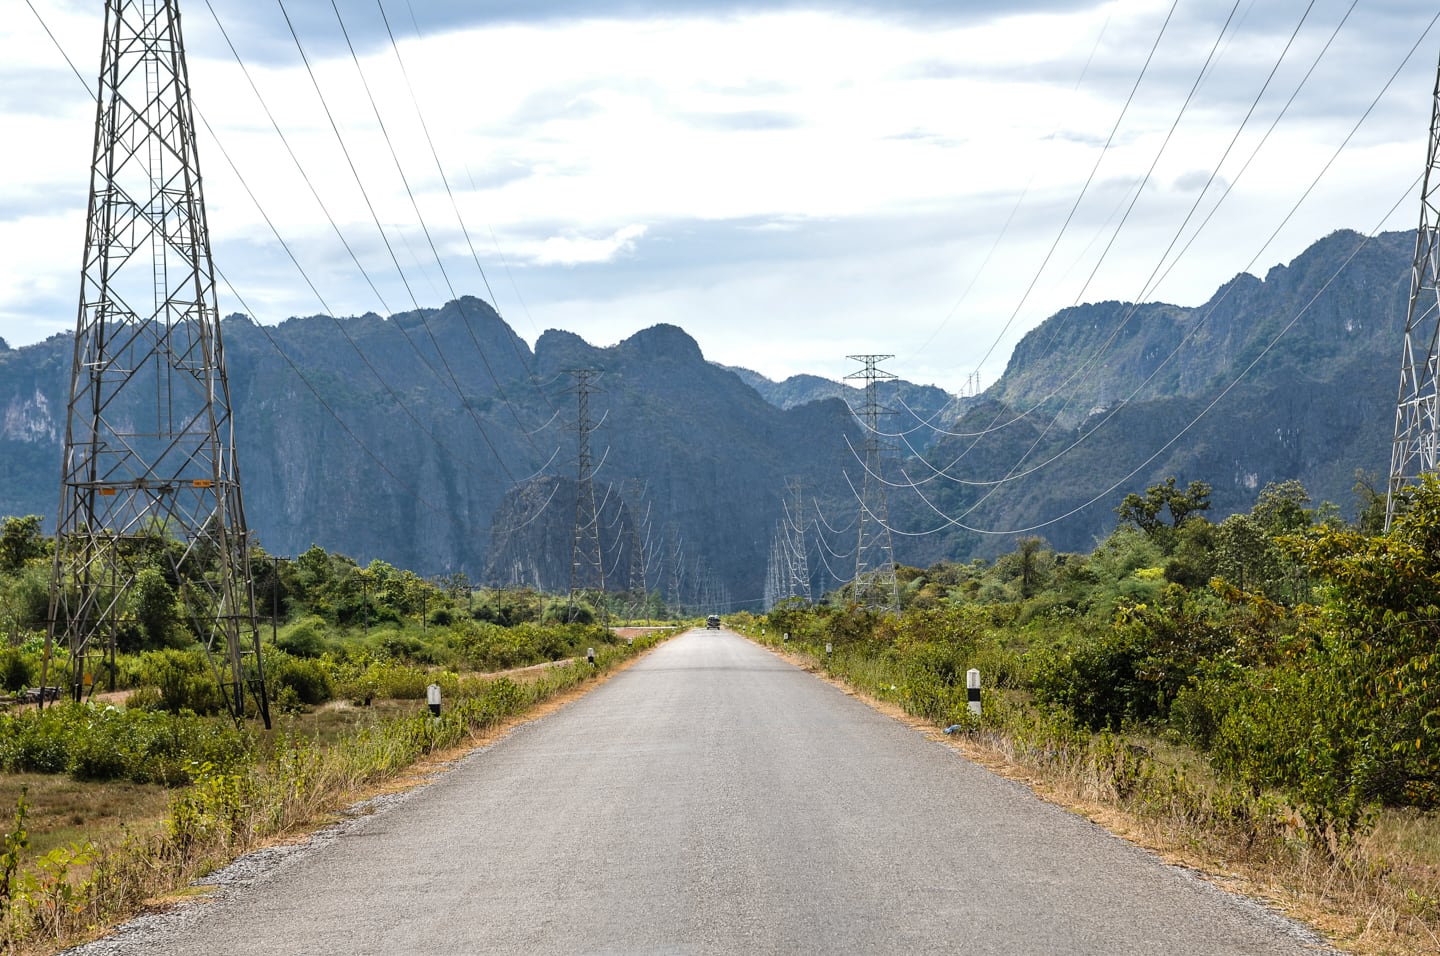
top-left (77, 629), bottom-right (1333, 955)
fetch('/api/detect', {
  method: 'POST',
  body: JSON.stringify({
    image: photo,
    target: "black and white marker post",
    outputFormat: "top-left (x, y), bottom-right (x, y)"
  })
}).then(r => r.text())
top-left (967, 668), bottom-right (981, 717)
top-left (427, 683), bottom-right (441, 717)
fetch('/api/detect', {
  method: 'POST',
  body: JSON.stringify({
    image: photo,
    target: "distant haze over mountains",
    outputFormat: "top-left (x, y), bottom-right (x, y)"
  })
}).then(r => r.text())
top-left (0, 228), bottom-right (1415, 608)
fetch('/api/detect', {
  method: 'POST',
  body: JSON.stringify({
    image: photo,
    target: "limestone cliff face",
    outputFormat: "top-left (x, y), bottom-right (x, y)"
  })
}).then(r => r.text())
top-left (2, 387), bottom-right (57, 445)
top-left (0, 306), bottom-right (862, 607)
top-left (991, 230), bottom-right (1410, 425)
top-left (906, 229), bottom-right (1413, 559)
top-left (0, 228), bottom-right (1421, 599)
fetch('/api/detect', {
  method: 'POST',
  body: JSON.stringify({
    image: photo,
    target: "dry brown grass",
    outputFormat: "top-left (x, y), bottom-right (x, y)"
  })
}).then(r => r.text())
top-left (0, 775), bottom-right (169, 860)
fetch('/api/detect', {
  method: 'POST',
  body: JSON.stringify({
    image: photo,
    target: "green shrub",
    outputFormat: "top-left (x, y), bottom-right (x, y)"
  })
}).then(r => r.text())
top-left (266, 653), bottom-right (335, 707)
top-left (133, 649), bottom-right (227, 716)
top-left (0, 649), bottom-right (33, 693)
top-left (1030, 628), bottom-right (1157, 731)
top-left (372, 631), bottom-right (430, 663)
top-left (0, 704), bottom-right (249, 784)
top-left (275, 616), bottom-right (332, 659)
top-left (0, 711), bottom-right (71, 774)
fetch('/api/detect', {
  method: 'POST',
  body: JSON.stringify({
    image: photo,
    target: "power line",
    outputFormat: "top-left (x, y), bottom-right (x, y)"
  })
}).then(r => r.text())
top-left (892, 0), bottom-right (1388, 500)
top-left (325, 0), bottom-right (546, 448)
top-left (374, 0), bottom-right (553, 413)
top-left (271, 0), bottom-right (523, 483)
top-left (193, 0), bottom-right (553, 486)
top-left (880, 185), bottom-right (1417, 539)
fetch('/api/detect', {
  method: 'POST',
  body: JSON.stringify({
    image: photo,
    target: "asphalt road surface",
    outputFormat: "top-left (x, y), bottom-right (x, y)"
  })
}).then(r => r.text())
top-left (75, 628), bottom-right (1334, 955)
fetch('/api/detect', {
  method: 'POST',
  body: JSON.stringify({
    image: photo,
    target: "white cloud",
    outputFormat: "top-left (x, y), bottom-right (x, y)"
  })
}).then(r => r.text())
top-left (523, 224), bottom-right (649, 266)
top-left (4, 1), bottom-right (1438, 398)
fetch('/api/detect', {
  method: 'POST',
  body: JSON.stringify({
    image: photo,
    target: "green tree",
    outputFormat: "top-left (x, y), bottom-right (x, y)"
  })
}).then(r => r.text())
top-left (1214, 513), bottom-right (1270, 593)
top-left (1017, 537), bottom-right (1046, 598)
top-left (1270, 474), bottom-right (1440, 810)
top-left (131, 566), bottom-right (184, 649)
top-left (1252, 480), bottom-right (1311, 535)
top-left (0, 516), bottom-right (48, 575)
top-left (1351, 469), bottom-right (1388, 534)
top-left (1164, 518), bottom-right (1217, 588)
top-left (1115, 478), bottom-right (1211, 552)
top-left (1212, 482), bottom-right (1312, 603)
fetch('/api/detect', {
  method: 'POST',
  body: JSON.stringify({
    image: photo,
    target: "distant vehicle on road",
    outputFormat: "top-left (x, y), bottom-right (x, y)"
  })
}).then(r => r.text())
top-left (706, 615), bottom-right (720, 629)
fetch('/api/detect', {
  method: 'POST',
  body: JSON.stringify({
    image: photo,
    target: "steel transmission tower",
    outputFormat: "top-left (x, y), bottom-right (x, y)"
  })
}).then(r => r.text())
top-left (784, 477), bottom-right (812, 603)
top-left (46, 0), bottom-right (268, 724)
top-left (1387, 53), bottom-right (1440, 529)
top-left (666, 524), bottom-right (684, 613)
top-left (846, 355), bottom-right (899, 614)
top-left (764, 521), bottom-right (787, 610)
top-left (624, 477), bottom-right (648, 617)
top-left (566, 369), bottom-right (604, 621)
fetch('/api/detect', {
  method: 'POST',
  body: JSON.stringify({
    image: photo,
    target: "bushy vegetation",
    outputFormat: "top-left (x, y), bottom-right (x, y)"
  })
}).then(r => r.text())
top-left (737, 476), bottom-right (1440, 953)
top-left (757, 475), bottom-right (1440, 847)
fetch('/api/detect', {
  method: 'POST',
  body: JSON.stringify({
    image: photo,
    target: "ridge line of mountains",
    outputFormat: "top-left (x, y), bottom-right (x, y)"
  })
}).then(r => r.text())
top-left (0, 227), bottom-right (1413, 607)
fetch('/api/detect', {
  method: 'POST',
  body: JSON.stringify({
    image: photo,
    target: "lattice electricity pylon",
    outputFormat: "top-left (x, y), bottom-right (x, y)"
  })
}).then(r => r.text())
top-left (784, 477), bottom-right (812, 603)
top-left (763, 521), bottom-right (787, 609)
top-left (665, 523), bottom-right (684, 612)
top-left (1387, 52), bottom-right (1440, 530)
top-left (845, 355), bottom-right (899, 614)
top-left (566, 369), bottom-right (605, 621)
top-left (45, 0), bottom-right (269, 726)
top-left (623, 477), bottom-right (648, 616)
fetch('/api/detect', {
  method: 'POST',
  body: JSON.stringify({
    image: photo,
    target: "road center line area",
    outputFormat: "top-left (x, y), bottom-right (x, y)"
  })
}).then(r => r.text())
top-left (70, 628), bottom-right (1335, 955)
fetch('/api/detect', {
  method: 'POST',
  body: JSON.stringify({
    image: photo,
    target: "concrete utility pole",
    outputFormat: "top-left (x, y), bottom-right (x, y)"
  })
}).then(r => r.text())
top-left (846, 355), bottom-right (899, 615)
top-left (1387, 51), bottom-right (1440, 529)
top-left (566, 369), bottom-right (605, 622)
top-left (45, 0), bottom-right (268, 726)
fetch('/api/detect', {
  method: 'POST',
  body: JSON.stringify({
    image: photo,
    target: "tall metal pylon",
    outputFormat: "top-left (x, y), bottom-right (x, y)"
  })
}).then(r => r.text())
top-left (846, 355), bottom-right (899, 614)
top-left (623, 477), bottom-right (649, 617)
top-left (1387, 51), bottom-right (1440, 529)
top-left (665, 523), bottom-right (684, 613)
top-left (763, 521), bottom-right (787, 610)
top-left (784, 477), bottom-right (812, 603)
top-left (45, 0), bottom-right (268, 725)
top-left (566, 369), bottom-right (604, 621)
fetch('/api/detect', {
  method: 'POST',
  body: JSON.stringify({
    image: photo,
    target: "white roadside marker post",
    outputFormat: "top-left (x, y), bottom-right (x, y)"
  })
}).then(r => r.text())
top-left (427, 683), bottom-right (441, 717)
top-left (967, 669), bottom-right (981, 717)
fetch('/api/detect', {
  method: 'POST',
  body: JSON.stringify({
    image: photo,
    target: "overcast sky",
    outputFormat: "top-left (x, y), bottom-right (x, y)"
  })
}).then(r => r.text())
top-left (4, 0), bottom-right (1439, 392)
